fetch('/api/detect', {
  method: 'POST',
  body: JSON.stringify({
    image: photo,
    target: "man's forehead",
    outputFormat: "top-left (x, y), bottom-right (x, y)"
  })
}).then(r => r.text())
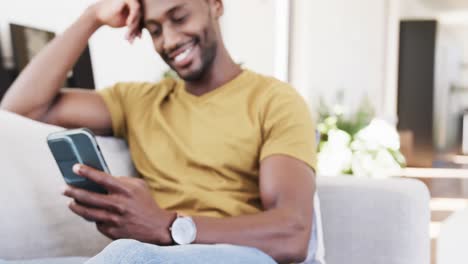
top-left (143, 0), bottom-right (204, 18)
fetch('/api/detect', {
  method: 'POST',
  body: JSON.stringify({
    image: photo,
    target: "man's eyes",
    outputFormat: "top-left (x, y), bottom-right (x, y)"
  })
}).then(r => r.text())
top-left (146, 13), bottom-right (190, 37)
top-left (172, 14), bottom-right (189, 24)
top-left (147, 27), bottom-right (162, 37)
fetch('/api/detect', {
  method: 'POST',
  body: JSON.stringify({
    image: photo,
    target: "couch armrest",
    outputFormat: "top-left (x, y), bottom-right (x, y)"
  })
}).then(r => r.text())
top-left (317, 177), bottom-right (430, 264)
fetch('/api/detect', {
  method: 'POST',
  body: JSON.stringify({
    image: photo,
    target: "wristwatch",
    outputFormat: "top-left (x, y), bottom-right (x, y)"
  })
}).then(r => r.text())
top-left (170, 214), bottom-right (197, 245)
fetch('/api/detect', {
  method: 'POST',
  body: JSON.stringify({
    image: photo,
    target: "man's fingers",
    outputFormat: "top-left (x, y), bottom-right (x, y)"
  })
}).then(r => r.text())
top-left (73, 164), bottom-right (129, 195)
top-left (125, 26), bottom-right (138, 43)
top-left (127, 33), bottom-right (136, 44)
top-left (63, 187), bottom-right (126, 214)
top-left (129, 14), bottom-right (141, 32)
top-left (126, 15), bottom-right (142, 43)
top-left (124, 0), bottom-right (142, 43)
top-left (125, 30), bottom-right (132, 41)
top-left (126, 28), bottom-right (140, 44)
top-left (125, 0), bottom-right (141, 26)
top-left (69, 201), bottom-right (120, 225)
top-left (127, 10), bottom-right (141, 26)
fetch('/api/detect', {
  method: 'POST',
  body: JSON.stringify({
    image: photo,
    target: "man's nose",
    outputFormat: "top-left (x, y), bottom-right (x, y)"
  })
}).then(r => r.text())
top-left (162, 28), bottom-right (183, 54)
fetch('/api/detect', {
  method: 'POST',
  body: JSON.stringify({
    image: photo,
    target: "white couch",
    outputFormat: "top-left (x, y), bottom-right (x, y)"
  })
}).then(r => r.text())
top-left (0, 110), bottom-right (431, 264)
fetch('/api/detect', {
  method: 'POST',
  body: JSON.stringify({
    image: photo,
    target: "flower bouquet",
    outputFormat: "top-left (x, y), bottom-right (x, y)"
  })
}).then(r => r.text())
top-left (316, 97), bottom-right (406, 178)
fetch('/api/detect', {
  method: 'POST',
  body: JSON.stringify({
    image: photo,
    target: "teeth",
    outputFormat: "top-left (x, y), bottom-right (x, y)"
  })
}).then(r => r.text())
top-left (175, 46), bottom-right (193, 63)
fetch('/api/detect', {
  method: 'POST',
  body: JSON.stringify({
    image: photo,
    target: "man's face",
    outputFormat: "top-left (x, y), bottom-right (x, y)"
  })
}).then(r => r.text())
top-left (143, 0), bottom-right (222, 81)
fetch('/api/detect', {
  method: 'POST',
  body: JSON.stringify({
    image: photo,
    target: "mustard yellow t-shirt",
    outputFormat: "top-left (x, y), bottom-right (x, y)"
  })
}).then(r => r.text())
top-left (97, 69), bottom-right (316, 218)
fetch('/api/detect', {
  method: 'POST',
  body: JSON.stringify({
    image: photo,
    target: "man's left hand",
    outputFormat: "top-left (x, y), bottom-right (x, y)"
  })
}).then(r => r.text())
top-left (63, 164), bottom-right (175, 245)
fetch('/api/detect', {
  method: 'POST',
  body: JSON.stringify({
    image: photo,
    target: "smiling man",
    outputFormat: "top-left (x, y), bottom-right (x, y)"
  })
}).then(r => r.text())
top-left (0, 0), bottom-right (318, 263)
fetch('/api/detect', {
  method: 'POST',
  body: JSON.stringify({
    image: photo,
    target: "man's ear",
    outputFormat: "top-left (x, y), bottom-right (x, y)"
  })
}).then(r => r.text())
top-left (209, 0), bottom-right (224, 18)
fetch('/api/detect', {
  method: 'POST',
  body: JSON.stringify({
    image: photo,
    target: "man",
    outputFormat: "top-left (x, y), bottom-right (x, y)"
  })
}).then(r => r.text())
top-left (0, 0), bottom-right (317, 263)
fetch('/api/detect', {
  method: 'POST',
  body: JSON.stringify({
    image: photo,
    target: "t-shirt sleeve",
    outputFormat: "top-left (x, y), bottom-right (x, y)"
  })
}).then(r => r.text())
top-left (259, 85), bottom-right (317, 171)
top-left (96, 83), bottom-right (130, 139)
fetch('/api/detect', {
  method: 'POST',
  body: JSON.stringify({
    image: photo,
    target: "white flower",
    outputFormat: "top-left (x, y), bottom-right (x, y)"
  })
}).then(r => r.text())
top-left (354, 119), bottom-right (400, 151)
top-left (351, 151), bottom-right (375, 177)
top-left (317, 129), bottom-right (352, 176)
top-left (351, 149), bottom-right (402, 178)
top-left (327, 129), bottom-right (351, 148)
top-left (317, 144), bottom-right (352, 176)
top-left (317, 120), bottom-right (404, 178)
top-left (373, 149), bottom-right (402, 177)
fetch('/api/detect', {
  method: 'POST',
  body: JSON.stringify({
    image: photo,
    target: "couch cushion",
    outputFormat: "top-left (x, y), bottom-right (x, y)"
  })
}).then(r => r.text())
top-left (0, 111), bottom-right (135, 260)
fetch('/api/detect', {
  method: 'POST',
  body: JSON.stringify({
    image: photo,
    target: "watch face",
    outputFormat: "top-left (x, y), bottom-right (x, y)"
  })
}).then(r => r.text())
top-left (171, 217), bottom-right (197, 245)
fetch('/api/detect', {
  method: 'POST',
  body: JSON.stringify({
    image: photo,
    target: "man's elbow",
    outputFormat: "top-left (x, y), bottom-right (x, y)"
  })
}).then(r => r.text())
top-left (0, 102), bottom-right (46, 122)
top-left (0, 102), bottom-right (28, 119)
top-left (283, 234), bottom-right (310, 263)
top-left (273, 215), bottom-right (311, 263)
top-left (280, 245), bottom-right (309, 263)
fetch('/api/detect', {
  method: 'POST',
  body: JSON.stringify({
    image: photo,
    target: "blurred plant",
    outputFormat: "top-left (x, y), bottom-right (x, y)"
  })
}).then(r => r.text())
top-left (163, 69), bottom-right (179, 79)
top-left (317, 93), bottom-right (406, 178)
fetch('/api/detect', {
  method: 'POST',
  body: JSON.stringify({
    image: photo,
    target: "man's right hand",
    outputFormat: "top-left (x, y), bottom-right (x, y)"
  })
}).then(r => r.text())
top-left (90, 0), bottom-right (143, 43)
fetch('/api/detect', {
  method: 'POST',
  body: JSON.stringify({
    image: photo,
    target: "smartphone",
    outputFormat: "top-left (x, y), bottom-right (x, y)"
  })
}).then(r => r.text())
top-left (47, 128), bottom-right (109, 194)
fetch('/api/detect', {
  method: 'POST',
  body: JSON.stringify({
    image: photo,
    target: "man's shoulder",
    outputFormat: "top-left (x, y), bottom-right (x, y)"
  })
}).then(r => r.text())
top-left (245, 70), bottom-right (304, 105)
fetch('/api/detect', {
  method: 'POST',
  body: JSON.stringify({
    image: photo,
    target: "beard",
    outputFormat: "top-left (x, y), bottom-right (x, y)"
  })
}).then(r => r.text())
top-left (177, 39), bottom-right (217, 82)
top-left (161, 23), bottom-right (219, 82)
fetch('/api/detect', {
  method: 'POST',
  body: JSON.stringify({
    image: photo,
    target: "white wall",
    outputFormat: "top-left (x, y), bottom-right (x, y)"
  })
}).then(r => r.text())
top-left (290, 0), bottom-right (389, 118)
top-left (434, 25), bottom-right (464, 151)
top-left (455, 27), bottom-right (468, 85)
top-left (0, 0), bottom-right (277, 89)
top-left (222, 0), bottom-right (276, 77)
top-left (287, 0), bottom-right (466, 123)
top-left (400, 0), bottom-right (438, 19)
top-left (422, 0), bottom-right (468, 11)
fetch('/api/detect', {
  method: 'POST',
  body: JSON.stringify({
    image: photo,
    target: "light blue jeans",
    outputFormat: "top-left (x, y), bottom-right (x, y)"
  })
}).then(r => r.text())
top-left (1, 219), bottom-right (319, 264)
top-left (84, 216), bottom-right (321, 264)
top-left (0, 243), bottom-right (275, 264)
top-left (85, 240), bottom-right (277, 264)
top-left (1, 218), bottom-right (318, 264)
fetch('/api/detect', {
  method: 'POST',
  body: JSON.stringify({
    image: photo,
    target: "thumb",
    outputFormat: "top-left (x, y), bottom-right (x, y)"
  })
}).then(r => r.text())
top-left (73, 164), bottom-right (128, 194)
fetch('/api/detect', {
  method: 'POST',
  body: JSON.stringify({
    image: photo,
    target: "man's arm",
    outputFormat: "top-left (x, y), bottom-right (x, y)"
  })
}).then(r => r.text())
top-left (0, 0), bottom-right (142, 135)
top-left (192, 155), bottom-right (315, 263)
top-left (64, 154), bottom-right (315, 264)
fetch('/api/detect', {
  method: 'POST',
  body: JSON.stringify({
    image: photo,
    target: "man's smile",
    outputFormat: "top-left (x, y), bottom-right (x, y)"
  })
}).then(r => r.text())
top-left (167, 39), bottom-right (199, 68)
